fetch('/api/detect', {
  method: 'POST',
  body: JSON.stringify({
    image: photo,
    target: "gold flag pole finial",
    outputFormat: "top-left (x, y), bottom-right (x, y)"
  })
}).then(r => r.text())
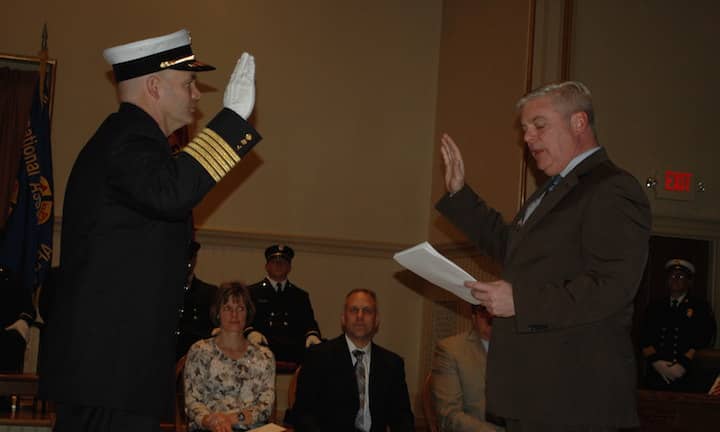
top-left (38, 23), bottom-right (49, 106)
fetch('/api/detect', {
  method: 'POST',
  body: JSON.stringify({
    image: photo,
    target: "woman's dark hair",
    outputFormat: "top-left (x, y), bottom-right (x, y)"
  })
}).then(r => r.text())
top-left (212, 281), bottom-right (255, 326)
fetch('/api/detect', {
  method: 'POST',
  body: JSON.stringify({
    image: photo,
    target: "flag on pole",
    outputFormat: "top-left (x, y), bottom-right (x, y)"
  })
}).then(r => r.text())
top-left (0, 80), bottom-right (54, 310)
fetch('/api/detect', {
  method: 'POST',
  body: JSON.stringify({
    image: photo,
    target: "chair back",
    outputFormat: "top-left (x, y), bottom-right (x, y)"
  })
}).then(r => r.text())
top-left (422, 372), bottom-right (439, 432)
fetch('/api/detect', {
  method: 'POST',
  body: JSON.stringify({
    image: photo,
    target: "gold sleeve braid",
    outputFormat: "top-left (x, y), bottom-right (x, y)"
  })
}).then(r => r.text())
top-left (182, 128), bottom-right (241, 182)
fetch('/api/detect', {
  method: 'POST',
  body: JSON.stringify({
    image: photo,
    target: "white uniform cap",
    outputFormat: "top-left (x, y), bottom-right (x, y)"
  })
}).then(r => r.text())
top-left (102, 29), bottom-right (214, 81)
top-left (665, 258), bottom-right (695, 275)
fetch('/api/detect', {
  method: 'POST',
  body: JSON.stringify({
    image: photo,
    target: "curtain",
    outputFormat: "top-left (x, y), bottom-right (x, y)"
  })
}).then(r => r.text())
top-left (0, 67), bottom-right (39, 232)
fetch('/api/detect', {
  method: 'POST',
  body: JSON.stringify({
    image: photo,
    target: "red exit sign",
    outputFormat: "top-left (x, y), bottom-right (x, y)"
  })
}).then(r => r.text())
top-left (664, 170), bottom-right (693, 192)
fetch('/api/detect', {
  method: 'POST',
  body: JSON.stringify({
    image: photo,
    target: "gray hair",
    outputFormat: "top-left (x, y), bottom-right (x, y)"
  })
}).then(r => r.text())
top-left (516, 81), bottom-right (596, 137)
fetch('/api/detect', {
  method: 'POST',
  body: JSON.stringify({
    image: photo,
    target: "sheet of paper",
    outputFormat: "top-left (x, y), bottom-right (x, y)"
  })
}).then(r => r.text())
top-left (247, 423), bottom-right (286, 432)
top-left (393, 241), bottom-right (479, 304)
top-left (709, 373), bottom-right (720, 396)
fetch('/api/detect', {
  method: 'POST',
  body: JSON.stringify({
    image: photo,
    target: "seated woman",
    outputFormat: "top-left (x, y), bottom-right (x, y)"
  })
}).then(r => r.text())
top-left (184, 281), bottom-right (276, 431)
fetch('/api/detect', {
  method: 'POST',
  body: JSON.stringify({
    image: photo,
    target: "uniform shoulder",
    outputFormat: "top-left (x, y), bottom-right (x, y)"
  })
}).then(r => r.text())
top-left (248, 279), bottom-right (270, 291)
top-left (286, 281), bottom-right (310, 295)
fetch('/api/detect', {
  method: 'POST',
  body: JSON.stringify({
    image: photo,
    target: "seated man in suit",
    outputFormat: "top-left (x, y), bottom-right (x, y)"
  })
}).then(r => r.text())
top-left (245, 244), bottom-right (322, 365)
top-left (293, 288), bottom-right (414, 432)
top-left (431, 305), bottom-right (504, 432)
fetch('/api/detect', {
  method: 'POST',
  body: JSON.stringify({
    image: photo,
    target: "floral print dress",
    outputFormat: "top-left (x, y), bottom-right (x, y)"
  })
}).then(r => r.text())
top-left (184, 338), bottom-right (276, 430)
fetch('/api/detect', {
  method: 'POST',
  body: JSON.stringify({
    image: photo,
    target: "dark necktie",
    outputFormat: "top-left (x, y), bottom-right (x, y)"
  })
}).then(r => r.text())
top-left (520, 175), bottom-right (563, 224)
top-left (671, 299), bottom-right (679, 308)
top-left (276, 282), bottom-right (283, 293)
top-left (546, 174), bottom-right (562, 193)
top-left (353, 349), bottom-right (366, 430)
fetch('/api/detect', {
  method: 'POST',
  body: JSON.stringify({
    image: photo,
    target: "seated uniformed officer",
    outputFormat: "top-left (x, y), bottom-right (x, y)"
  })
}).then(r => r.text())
top-left (640, 258), bottom-right (717, 392)
top-left (245, 245), bottom-right (322, 365)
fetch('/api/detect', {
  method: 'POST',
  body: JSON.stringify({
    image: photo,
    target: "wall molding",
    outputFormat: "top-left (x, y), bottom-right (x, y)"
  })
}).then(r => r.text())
top-left (652, 215), bottom-right (720, 239)
top-left (54, 216), bottom-right (412, 259)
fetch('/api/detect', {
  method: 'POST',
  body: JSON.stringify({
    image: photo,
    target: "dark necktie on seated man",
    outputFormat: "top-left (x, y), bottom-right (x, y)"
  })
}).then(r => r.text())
top-left (353, 349), bottom-right (367, 431)
top-left (671, 298), bottom-right (679, 308)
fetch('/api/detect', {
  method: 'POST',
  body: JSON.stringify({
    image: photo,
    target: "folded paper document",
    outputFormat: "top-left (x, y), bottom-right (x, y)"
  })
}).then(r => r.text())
top-left (393, 241), bottom-right (479, 305)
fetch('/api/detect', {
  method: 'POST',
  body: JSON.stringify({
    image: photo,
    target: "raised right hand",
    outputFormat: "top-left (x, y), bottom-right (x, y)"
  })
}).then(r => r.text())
top-left (439, 133), bottom-right (465, 194)
top-left (223, 52), bottom-right (256, 119)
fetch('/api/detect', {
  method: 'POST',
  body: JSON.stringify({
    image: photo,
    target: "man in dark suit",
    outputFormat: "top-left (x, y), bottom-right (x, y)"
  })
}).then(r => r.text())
top-left (641, 258), bottom-right (716, 392)
top-left (41, 29), bottom-right (261, 432)
top-left (245, 244), bottom-right (322, 365)
top-left (176, 240), bottom-right (218, 360)
top-left (436, 81), bottom-right (651, 431)
top-left (293, 288), bottom-right (414, 432)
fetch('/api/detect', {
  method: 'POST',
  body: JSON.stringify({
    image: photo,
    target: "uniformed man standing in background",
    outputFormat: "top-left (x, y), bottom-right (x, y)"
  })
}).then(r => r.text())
top-left (245, 245), bottom-right (322, 366)
top-left (641, 258), bottom-right (717, 392)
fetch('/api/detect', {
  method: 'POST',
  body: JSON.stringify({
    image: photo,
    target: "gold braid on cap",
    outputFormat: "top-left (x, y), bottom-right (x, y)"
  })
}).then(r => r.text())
top-left (160, 55), bottom-right (196, 69)
top-left (182, 128), bottom-right (240, 182)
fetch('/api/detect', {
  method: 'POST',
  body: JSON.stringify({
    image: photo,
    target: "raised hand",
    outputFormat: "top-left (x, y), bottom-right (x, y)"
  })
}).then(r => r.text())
top-left (439, 133), bottom-right (465, 194)
top-left (223, 52), bottom-right (256, 119)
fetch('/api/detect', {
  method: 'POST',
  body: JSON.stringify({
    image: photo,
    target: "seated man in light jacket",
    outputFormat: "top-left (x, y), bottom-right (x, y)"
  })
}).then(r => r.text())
top-left (431, 304), bottom-right (504, 432)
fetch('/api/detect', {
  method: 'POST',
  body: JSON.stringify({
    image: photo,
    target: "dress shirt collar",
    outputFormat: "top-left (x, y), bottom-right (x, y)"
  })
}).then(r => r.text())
top-left (559, 146), bottom-right (602, 178)
top-left (345, 334), bottom-right (372, 363)
top-left (671, 293), bottom-right (687, 306)
top-left (266, 276), bottom-right (288, 292)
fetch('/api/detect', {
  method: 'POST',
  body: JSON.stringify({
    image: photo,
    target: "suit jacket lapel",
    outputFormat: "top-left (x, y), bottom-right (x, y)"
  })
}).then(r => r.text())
top-left (507, 148), bottom-right (609, 258)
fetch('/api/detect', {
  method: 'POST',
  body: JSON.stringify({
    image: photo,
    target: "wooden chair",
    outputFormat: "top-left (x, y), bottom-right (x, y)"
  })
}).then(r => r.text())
top-left (422, 372), bottom-right (439, 432)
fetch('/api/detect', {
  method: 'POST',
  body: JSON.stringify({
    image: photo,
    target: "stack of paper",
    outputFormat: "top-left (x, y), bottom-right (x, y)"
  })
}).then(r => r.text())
top-left (393, 241), bottom-right (479, 305)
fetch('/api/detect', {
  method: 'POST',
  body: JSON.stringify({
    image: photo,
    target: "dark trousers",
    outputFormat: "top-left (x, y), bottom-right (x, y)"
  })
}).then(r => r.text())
top-left (54, 404), bottom-right (160, 432)
top-left (505, 419), bottom-right (618, 432)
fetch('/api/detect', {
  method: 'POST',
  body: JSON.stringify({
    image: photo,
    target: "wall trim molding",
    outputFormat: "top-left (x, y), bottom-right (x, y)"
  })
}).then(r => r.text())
top-left (54, 216), bottom-right (413, 259)
top-left (652, 215), bottom-right (720, 239)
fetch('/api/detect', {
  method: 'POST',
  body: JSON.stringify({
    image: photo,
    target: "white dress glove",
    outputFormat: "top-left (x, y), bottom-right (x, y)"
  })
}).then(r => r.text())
top-left (666, 362), bottom-right (687, 380)
top-left (652, 360), bottom-right (674, 383)
top-left (223, 52), bottom-right (256, 119)
top-left (247, 330), bottom-right (268, 346)
top-left (305, 334), bottom-right (322, 348)
top-left (5, 319), bottom-right (30, 343)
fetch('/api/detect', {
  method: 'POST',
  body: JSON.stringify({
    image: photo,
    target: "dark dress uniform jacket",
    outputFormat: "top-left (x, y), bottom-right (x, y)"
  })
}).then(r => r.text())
top-left (246, 278), bottom-right (321, 363)
top-left (41, 103), bottom-right (260, 417)
top-left (641, 294), bottom-right (716, 390)
top-left (176, 276), bottom-right (218, 360)
top-left (437, 149), bottom-right (651, 427)
top-left (293, 335), bottom-right (415, 432)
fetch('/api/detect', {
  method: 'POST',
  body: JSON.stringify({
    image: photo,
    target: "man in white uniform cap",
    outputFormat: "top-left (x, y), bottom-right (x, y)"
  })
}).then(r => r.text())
top-left (641, 258), bottom-right (716, 392)
top-left (41, 29), bottom-right (262, 431)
